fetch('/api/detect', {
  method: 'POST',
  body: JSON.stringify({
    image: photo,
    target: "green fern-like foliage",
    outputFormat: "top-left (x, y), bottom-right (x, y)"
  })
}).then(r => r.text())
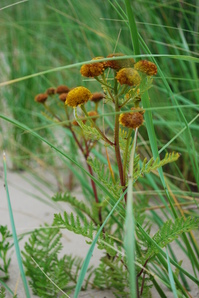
top-left (132, 152), bottom-right (180, 182)
top-left (52, 192), bottom-right (95, 222)
top-left (0, 287), bottom-right (5, 298)
top-left (93, 256), bottom-right (129, 297)
top-left (87, 157), bottom-right (123, 200)
top-left (54, 212), bottom-right (117, 257)
top-left (53, 212), bottom-right (96, 239)
top-left (74, 109), bottom-right (103, 141)
top-left (22, 225), bottom-right (67, 297)
top-left (144, 216), bottom-right (199, 260)
top-left (22, 224), bottom-right (94, 297)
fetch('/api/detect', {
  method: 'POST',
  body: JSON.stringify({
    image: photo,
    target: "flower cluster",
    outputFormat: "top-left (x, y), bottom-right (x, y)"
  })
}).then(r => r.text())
top-left (35, 53), bottom-right (157, 131)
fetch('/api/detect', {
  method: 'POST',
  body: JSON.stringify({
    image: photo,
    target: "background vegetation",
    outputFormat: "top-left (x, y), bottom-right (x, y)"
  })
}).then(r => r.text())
top-left (0, 0), bottom-right (198, 297)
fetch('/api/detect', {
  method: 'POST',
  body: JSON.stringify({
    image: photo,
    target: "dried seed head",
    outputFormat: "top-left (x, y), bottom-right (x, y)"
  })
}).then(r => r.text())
top-left (59, 93), bottom-right (68, 102)
top-left (106, 53), bottom-right (135, 70)
top-left (56, 85), bottom-right (70, 94)
top-left (88, 111), bottom-right (98, 121)
top-left (90, 92), bottom-right (105, 103)
top-left (119, 112), bottom-right (144, 129)
top-left (80, 57), bottom-right (105, 77)
top-left (46, 87), bottom-right (56, 95)
top-left (131, 107), bottom-right (145, 115)
top-left (116, 68), bottom-right (141, 86)
top-left (34, 93), bottom-right (48, 103)
top-left (134, 60), bottom-right (157, 76)
top-left (65, 86), bottom-right (92, 108)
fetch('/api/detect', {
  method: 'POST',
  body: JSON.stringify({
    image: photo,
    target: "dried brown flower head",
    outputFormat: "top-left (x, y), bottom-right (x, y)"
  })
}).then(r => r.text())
top-left (80, 57), bottom-right (105, 77)
top-left (134, 60), bottom-right (157, 76)
top-left (131, 107), bottom-right (145, 115)
top-left (34, 93), bottom-right (48, 103)
top-left (90, 92), bottom-right (105, 103)
top-left (46, 87), bottom-right (56, 95)
top-left (105, 53), bottom-right (135, 70)
top-left (119, 112), bottom-right (144, 129)
top-left (116, 68), bottom-right (141, 86)
top-left (56, 85), bottom-right (70, 94)
top-left (59, 93), bottom-right (68, 102)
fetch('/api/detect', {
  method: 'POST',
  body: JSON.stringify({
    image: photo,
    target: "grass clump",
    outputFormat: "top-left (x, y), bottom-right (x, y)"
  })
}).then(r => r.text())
top-left (0, 1), bottom-right (199, 297)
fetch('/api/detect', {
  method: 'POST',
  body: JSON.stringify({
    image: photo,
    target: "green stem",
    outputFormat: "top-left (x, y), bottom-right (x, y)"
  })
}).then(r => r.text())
top-left (119, 85), bottom-right (140, 109)
top-left (114, 97), bottom-right (125, 192)
top-left (124, 127), bottom-right (138, 298)
top-left (43, 103), bottom-right (62, 123)
top-left (117, 85), bottom-right (129, 99)
top-left (123, 129), bottom-right (133, 185)
top-left (95, 76), bottom-right (114, 90)
top-left (81, 105), bottom-right (114, 146)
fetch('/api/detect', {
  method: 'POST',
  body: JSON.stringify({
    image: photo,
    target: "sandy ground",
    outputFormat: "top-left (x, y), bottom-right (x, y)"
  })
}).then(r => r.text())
top-left (0, 164), bottom-right (199, 297)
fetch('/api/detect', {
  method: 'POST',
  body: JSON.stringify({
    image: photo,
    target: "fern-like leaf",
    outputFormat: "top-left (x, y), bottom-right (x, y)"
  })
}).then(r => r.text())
top-left (0, 287), bottom-right (5, 298)
top-left (93, 256), bottom-right (130, 296)
top-left (145, 216), bottom-right (199, 260)
top-left (133, 152), bottom-right (180, 182)
top-left (53, 212), bottom-right (96, 240)
top-left (54, 212), bottom-right (117, 256)
top-left (22, 224), bottom-right (94, 297)
top-left (22, 225), bottom-right (67, 297)
top-left (52, 192), bottom-right (95, 222)
top-left (87, 157), bottom-right (123, 200)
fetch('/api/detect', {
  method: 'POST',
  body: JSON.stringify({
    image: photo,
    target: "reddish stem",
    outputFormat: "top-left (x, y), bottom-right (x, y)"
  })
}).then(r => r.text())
top-left (70, 127), bottom-right (102, 225)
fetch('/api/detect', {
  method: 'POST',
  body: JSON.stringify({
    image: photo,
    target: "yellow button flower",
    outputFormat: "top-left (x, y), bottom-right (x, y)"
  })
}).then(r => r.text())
top-left (65, 86), bottom-right (92, 107)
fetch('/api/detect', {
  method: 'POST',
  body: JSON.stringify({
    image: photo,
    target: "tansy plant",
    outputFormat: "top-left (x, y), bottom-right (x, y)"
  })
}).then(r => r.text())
top-left (22, 53), bottom-right (199, 298)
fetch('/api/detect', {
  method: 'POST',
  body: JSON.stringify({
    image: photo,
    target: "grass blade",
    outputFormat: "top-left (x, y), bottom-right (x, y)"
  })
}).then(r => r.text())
top-left (166, 248), bottom-right (178, 298)
top-left (3, 152), bottom-right (30, 298)
top-left (124, 128), bottom-right (138, 298)
top-left (73, 189), bottom-right (127, 297)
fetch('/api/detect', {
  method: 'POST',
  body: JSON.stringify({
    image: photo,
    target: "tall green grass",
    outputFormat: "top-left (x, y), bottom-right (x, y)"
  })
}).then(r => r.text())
top-left (0, 0), bottom-right (199, 297)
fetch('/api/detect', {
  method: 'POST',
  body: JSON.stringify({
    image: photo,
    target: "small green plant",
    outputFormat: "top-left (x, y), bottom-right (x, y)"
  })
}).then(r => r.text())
top-left (21, 52), bottom-right (199, 297)
top-left (1, 1), bottom-right (198, 297)
top-left (0, 225), bottom-right (12, 280)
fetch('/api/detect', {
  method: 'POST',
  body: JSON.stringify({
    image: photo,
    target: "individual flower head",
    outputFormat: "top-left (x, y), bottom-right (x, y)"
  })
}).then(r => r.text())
top-left (105, 53), bottom-right (135, 70)
top-left (59, 93), bottom-right (68, 102)
top-left (34, 93), bottom-right (48, 103)
top-left (80, 57), bottom-right (105, 77)
top-left (46, 87), bottom-right (56, 95)
top-left (134, 60), bottom-right (157, 76)
top-left (119, 111), bottom-right (144, 129)
top-left (56, 85), bottom-right (70, 94)
top-left (90, 92), bottom-right (105, 103)
top-left (87, 110), bottom-right (98, 121)
top-left (116, 68), bottom-right (141, 86)
top-left (65, 86), bottom-right (92, 108)
top-left (131, 107), bottom-right (145, 115)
